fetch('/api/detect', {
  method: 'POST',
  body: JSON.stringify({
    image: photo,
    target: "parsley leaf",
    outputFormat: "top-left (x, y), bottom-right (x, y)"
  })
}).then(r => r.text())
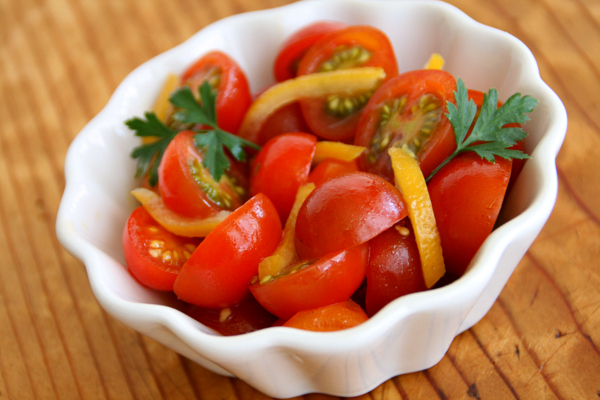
top-left (426, 78), bottom-right (537, 182)
top-left (127, 80), bottom-right (260, 186)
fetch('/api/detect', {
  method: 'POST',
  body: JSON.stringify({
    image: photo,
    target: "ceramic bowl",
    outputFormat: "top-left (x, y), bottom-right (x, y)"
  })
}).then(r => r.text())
top-left (56, 0), bottom-right (567, 397)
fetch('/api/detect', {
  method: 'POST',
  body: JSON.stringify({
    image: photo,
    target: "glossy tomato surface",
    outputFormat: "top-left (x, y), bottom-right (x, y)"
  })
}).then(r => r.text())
top-left (307, 158), bottom-right (360, 187)
top-left (273, 20), bottom-right (347, 82)
top-left (365, 221), bottom-right (426, 316)
top-left (294, 172), bottom-right (407, 260)
top-left (250, 243), bottom-right (369, 320)
top-left (355, 69), bottom-right (457, 181)
top-left (173, 193), bottom-right (282, 308)
top-left (250, 132), bottom-right (317, 222)
top-left (297, 25), bottom-right (398, 141)
top-left (428, 152), bottom-right (512, 276)
top-left (253, 102), bottom-right (311, 146)
top-left (181, 51), bottom-right (252, 134)
top-left (282, 299), bottom-right (369, 332)
top-left (158, 131), bottom-right (246, 218)
top-left (122, 207), bottom-right (200, 291)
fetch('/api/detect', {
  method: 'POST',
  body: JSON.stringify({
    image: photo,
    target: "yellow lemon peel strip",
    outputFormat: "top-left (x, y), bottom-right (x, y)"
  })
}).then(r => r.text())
top-left (423, 53), bottom-right (445, 70)
top-left (131, 188), bottom-right (230, 237)
top-left (313, 141), bottom-right (366, 164)
top-left (388, 147), bottom-right (445, 288)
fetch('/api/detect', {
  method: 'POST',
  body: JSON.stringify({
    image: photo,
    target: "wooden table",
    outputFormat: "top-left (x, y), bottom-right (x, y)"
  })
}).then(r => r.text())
top-left (1, 0), bottom-right (599, 398)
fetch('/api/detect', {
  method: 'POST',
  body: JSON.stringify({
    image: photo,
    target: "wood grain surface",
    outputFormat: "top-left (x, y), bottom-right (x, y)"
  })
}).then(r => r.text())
top-left (1, 0), bottom-right (599, 399)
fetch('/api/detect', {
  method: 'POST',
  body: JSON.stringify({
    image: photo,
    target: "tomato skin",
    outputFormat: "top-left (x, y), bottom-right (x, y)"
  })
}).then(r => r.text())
top-left (274, 21), bottom-right (347, 82)
top-left (253, 102), bottom-right (311, 146)
top-left (365, 222), bottom-right (426, 316)
top-left (173, 193), bottom-right (283, 308)
top-left (307, 158), bottom-right (360, 187)
top-left (355, 69), bottom-right (457, 182)
top-left (184, 296), bottom-right (277, 336)
top-left (428, 152), bottom-right (512, 276)
top-left (250, 243), bottom-right (369, 320)
top-left (158, 131), bottom-right (245, 219)
top-left (282, 299), bottom-right (369, 331)
top-left (297, 26), bottom-right (398, 141)
top-left (250, 133), bottom-right (317, 222)
top-left (122, 207), bottom-right (200, 291)
top-left (181, 51), bottom-right (252, 134)
top-left (294, 172), bottom-right (407, 260)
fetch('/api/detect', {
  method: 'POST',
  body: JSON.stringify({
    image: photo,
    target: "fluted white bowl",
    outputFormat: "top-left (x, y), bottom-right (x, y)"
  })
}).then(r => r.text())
top-left (56, 0), bottom-right (567, 397)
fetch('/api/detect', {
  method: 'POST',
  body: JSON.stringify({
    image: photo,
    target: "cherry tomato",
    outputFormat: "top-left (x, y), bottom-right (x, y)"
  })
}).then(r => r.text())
top-left (468, 89), bottom-right (526, 192)
top-left (158, 131), bottom-right (247, 219)
top-left (250, 132), bottom-right (317, 222)
top-left (307, 158), bottom-right (360, 187)
top-left (253, 102), bottom-right (311, 146)
top-left (273, 21), bottom-right (347, 82)
top-left (355, 69), bottom-right (457, 182)
top-left (250, 243), bottom-right (369, 319)
top-left (428, 152), bottom-right (512, 277)
top-left (282, 299), bottom-right (369, 331)
top-left (184, 296), bottom-right (277, 336)
top-left (297, 25), bottom-right (398, 141)
top-left (294, 172), bottom-right (407, 260)
top-left (173, 193), bottom-right (283, 308)
top-left (365, 221), bottom-right (426, 316)
top-left (122, 207), bottom-right (200, 291)
top-left (181, 51), bottom-right (252, 134)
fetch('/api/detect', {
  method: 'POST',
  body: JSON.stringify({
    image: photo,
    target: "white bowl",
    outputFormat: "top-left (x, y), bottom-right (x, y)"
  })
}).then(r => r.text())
top-left (56, 0), bottom-right (567, 397)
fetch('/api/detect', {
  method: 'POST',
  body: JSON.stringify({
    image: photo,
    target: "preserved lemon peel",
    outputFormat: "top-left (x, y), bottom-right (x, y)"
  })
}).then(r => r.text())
top-left (131, 188), bottom-right (230, 237)
top-left (239, 67), bottom-right (386, 143)
top-left (313, 141), bottom-right (366, 164)
top-left (423, 53), bottom-right (445, 70)
top-left (142, 73), bottom-right (179, 145)
top-left (258, 183), bottom-right (316, 281)
top-left (388, 147), bottom-right (445, 288)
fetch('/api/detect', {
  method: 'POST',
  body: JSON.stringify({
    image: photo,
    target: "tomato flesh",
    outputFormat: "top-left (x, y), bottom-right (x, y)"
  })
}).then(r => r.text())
top-left (294, 172), bottom-right (407, 260)
top-left (355, 69), bottom-right (457, 181)
top-left (428, 152), bottom-right (512, 276)
top-left (282, 299), bottom-right (369, 331)
top-left (250, 243), bottom-right (369, 320)
top-left (173, 193), bottom-right (282, 308)
top-left (122, 207), bottom-right (200, 291)
top-left (308, 158), bottom-right (359, 187)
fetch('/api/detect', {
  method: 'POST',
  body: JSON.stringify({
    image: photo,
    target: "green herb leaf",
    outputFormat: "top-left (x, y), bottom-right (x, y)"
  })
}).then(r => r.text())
top-left (426, 78), bottom-right (537, 182)
top-left (126, 112), bottom-right (177, 186)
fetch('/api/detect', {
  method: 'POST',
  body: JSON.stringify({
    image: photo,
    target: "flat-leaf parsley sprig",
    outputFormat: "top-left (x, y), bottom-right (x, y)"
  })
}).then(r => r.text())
top-left (126, 81), bottom-right (260, 186)
top-left (426, 78), bottom-right (538, 182)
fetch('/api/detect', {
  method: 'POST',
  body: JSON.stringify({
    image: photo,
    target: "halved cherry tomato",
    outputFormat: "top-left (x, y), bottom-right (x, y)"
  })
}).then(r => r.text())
top-left (158, 131), bottom-right (247, 219)
top-left (273, 21), bottom-right (347, 82)
top-left (250, 132), bottom-right (317, 222)
top-left (181, 51), bottom-right (252, 134)
top-left (365, 221), bottom-right (426, 316)
top-left (173, 193), bottom-right (282, 308)
top-left (184, 296), bottom-right (277, 336)
top-left (428, 152), bottom-right (512, 276)
top-left (253, 102), bottom-right (311, 146)
top-left (307, 158), bottom-right (359, 187)
top-left (355, 69), bottom-right (457, 182)
top-left (294, 172), bottom-right (407, 260)
top-left (250, 243), bottom-right (369, 320)
top-left (297, 25), bottom-right (398, 141)
top-left (282, 299), bottom-right (368, 331)
top-left (122, 207), bottom-right (200, 291)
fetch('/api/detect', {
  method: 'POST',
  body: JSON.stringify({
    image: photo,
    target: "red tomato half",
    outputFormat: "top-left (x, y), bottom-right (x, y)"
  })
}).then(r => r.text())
top-left (282, 299), bottom-right (369, 331)
top-left (355, 69), bottom-right (457, 182)
top-left (184, 296), bottom-right (277, 336)
top-left (250, 132), bottom-right (317, 222)
top-left (307, 158), bottom-right (360, 187)
top-left (273, 21), bottom-right (347, 82)
top-left (294, 172), bottom-right (407, 260)
top-left (297, 25), bottom-right (398, 141)
top-left (158, 131), bottom-right (247, 219)
top-left (181, 51), bottom-right (252, 134)
top-left (365, 221), bottom-right (426, 316)
top-left (250, 243), bottom-right (369, 319)
top-left (428, 152), bottom-right (512, 276)
top-left (122, 207), bottom-right (200, 291)
top-left (173, 193), bottom-right (283, 308)
top-left (253, 102), bottom-right (311, 146)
